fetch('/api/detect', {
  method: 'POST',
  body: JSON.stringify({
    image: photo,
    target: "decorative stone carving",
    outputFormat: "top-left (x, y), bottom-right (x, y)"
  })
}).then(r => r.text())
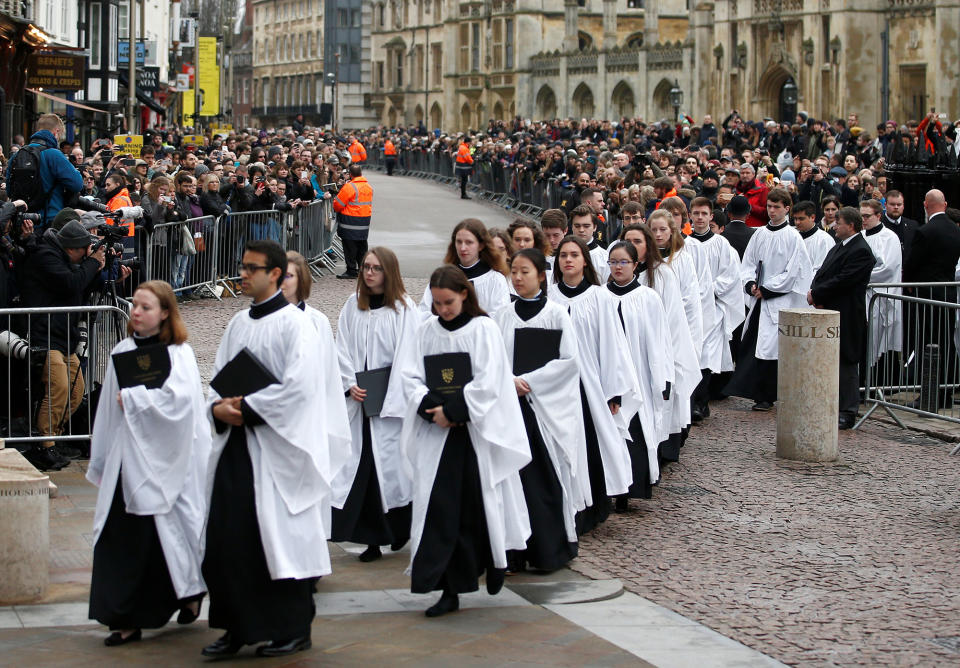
top-left (801, 37), bottom-right (814, 66)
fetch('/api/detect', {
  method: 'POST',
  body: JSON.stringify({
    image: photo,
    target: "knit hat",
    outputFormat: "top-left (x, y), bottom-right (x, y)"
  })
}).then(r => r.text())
top-left (57, 219), bottom-right (95, 249)
top-left (702, 169), bottom-right (719, 182)
top-left (51, 208), bottom-right (81, 231)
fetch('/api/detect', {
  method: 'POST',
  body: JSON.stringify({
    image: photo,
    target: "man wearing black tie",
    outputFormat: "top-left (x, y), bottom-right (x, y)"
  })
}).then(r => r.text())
top-left (882, 190), bottom-right (919, 262)
top-left (808, 207), bottom-right (876, 429)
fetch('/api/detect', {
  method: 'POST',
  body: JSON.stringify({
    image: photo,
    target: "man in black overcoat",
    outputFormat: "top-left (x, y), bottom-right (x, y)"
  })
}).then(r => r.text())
top-left (808, 207), bottom-right (876, 429)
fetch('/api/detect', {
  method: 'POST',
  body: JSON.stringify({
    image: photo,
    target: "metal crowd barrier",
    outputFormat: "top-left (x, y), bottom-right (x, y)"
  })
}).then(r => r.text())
top-left (857, 282), bottom-right (960, 452)
top-left (369, 146), bottom-right (568, 221)
top-left (0, 305), bottom-right (130, 446)
top-left (139, 200), bottom-right (337, 296)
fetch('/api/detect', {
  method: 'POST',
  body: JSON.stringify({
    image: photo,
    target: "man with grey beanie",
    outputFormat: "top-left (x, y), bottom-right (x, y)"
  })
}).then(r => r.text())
top-left (20, 218), bottom-right (106, 471)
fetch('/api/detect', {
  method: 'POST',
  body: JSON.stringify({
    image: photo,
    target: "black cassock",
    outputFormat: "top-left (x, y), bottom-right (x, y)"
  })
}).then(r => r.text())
top-left (202, 424), bottom-right (316, 645)
top-left (574, 383), bottom-right (610, 535)
top-left (723, 304), bottom-right (779, 404)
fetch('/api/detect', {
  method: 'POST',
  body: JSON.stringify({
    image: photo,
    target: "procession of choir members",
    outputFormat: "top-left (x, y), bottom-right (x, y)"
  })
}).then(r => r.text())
top-left (87, 189), bottom-right (898, 656)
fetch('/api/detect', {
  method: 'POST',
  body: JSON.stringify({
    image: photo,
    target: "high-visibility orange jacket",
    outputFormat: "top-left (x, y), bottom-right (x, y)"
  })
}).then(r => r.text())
top-left (106, 188), bottom-right (135, 236)
top-left (455, 143), bottom-right (473, 165)
top-left (654, 188), bottom-right (677, 210)
top-left (333, 175), bottom-right (373, 240)
top-left (348, 140), bottom-right (367, 163)
top-left (383, 140), bottom-right (397, 156)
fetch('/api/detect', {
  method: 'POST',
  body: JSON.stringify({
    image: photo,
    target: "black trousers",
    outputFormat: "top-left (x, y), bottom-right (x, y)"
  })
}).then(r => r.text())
top-left (692, 369), bottom-right (712, 413)
top-left (385, 157), bottom-right (396, 176)
top-left (340, 236), bottom-right (368, 275)
top-left (839, 360), bottom-right (860, 420)
top-left (458, 172), bottom-right (469, 198)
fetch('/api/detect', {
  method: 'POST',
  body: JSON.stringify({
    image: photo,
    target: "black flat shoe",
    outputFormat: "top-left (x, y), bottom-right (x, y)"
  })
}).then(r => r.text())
top-left (201, 632), bottom-right (243, 658)
top-left (390, 539), bottom-right (407, 552)
top-left (425, 591), bottom-right (459, 617)
top-left (255, 634), bottom-right (312, 657)
top-left (358, 545), bottom-right (382, 562)
top-left (486, 568), bottom-right (505, 595)
top-left (614, 495), bottom-right (629, 512)
top-left (104, 629), bottom-right (141, 646)
top-left (336, 272), bottom-right (358, 279)
top-left (177, 594), bottom-right (204, 624)
top-left (751, 401), bottom-right (773, 412)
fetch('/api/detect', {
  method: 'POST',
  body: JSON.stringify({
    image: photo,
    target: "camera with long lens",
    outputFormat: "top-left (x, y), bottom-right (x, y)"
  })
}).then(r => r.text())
top-left (0, 203), bottom-right (39, 259)
top-left (92, 217), bottom-right (141, 272)
top-left (0, 330), bottom-right (44, 360)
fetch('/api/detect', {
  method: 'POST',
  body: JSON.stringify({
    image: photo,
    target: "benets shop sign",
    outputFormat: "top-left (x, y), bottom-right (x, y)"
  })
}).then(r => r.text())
top-left (27, 54), bottom-right (85, 91)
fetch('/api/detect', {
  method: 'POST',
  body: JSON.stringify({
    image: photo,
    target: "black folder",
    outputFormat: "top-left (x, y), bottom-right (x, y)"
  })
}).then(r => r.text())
top-left (424, 352), bottom-right (473, 401)
top-left (210, 347), bottom-right (280, 397)
top-left (355, 365), bottom-right (392, 417)
top-left (513, 327), bottom-right (563, 375)
top-left (113, 343), bottom-right (171, 389)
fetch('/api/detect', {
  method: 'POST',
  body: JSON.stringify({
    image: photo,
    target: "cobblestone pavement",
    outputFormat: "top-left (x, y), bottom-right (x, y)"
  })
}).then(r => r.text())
top-left (573, 399), bottom-right (960, 666)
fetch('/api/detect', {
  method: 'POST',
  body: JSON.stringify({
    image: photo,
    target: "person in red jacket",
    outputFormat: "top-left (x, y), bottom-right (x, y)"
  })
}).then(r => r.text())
top-left (455, 138), bottom-right (473, 199)
top-left (735, 163), bottom-right (769, 227)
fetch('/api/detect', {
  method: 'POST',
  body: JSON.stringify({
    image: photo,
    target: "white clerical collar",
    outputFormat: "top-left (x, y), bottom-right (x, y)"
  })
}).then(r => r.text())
top-left (841, 235), bottom-right (857, 246)
top-left (460, 259), bottom-right (480, 270)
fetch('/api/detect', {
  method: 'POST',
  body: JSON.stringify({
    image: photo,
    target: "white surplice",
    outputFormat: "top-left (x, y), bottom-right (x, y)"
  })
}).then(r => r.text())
top-left (803, 227), bottom-right (836, 275)
top-left (419, 264), bottom-right (511, 316)
top-left (664, 246), bottom-right (704, 367)
top-left (862, 224), bottom-right (903, 363)
top-left (400, 315), bottom-right (531, 571)
top-left (88, 340), bottom-right (211, 599)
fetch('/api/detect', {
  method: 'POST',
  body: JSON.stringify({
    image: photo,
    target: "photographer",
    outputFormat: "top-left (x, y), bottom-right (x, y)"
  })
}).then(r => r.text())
top-left (0, 200), bottom-right (37, 307)
top-left (8, 114), bottom-right (83, 231)
top-left (20, 219), bottom-right (105, 471)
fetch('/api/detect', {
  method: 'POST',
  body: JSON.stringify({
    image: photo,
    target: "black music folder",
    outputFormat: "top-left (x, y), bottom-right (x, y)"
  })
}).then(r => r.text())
top-left (355, 365), bottom-right (392, 417)
top-left (113, 343), bottom-right (171, 389)
top-left (513, 327), bottom-right (563, 375)
top-left (210, 347), bottom-right (280, 397)
top-left (424, 352), bottom-right (473, 402)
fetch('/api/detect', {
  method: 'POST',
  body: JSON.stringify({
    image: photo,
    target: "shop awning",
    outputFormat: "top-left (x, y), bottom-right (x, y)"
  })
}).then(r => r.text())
top-left (26, 88), bottom-right (111, 114)
top-left (118, 72), bottom-right (168, 116)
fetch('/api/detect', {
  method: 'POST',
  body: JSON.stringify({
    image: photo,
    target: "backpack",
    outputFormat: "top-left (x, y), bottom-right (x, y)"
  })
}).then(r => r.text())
top-left (7, 144), bottom-right (52, 214)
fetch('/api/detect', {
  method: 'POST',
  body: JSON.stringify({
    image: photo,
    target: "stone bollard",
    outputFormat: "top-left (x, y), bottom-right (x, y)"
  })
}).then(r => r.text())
top-left (776, 308), bottom-right (840, 462)
top-left (0, 445), bottom-right (50, 603)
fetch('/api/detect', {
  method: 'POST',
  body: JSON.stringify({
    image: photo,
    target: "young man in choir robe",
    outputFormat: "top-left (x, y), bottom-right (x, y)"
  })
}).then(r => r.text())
top-left (202, 239), bottom-right (340, 659)
top-left (808, 208), bottom-right (876, 428)
top-left (570, 205), bottom-right (611, 283)
top-left (688, 197), bottom-right (744, 421)
top-left (859, 199), bottom-right (903, 386)
top-left (724, 188), bottom-right (813, 411)
top-left (540, 209), bottom-right (568, 273)
top-left (881, 190), bottom-right (919, 262)
top-left (795, 200), bottom-right (835, 275)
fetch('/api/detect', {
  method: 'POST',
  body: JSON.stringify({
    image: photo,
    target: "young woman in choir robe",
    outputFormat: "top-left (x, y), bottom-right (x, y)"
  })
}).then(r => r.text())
top-left (88, 281), bottom-right (210, 646)
top-left (488, 228), bottom-right (516, 259)
top-left (493, 249), bottom-right (583, 572)
top-left (658, 198), bottom-right (707, 370)
top-left (419, 219), bottom-right (511, 315)
top-left (604, 241), bottom-right (672, 509)
top-left (203, 240), bottom-right (343, 659)
top-left (281, 251), bottom-right (352, 532)
top-left (402, 265), bottom-right (531, 617)
top-left (620, 221), bottom-right (700, 464)
top-left (546, 237), bottom-right (639, 534)
top-left (508, 219), bottom-right (553, 258)
top-left (331, 247), bottom-right (418, 562)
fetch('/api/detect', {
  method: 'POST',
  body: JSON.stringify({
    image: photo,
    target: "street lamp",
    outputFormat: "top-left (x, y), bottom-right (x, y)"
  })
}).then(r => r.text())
top-left (668, 80), bottom-right (683, 123)
top-left (781, 78), bottom-right (798, 105)
top-left (326, 72), bottom-right (337, 131)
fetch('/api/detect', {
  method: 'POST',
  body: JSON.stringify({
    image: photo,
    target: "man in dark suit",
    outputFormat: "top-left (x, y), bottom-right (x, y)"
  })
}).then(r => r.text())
top-left (882, 190), bottom-right (919, 264)
top-left (902, 189), bottom-right (960, 408)
top-left (808, 207), bottom-right (876, 429)
top-left (722, 195), bottom-right (755, 260)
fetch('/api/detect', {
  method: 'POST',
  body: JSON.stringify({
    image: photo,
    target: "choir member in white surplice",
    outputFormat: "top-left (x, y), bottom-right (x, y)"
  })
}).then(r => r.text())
top-left (621, 221), bottom-right (700, 463)
top-left (88, 281), bottom-right (210, 647)
top-left (859, 200), bottom-right (902, 369)
top-left (402, 265), bottom-right (530, 618)
top-left (605, 241), bottom-right (671, 509)
top-left (688, 198), bottom-right (745, 421)
top-left (724, 190), bottom-right (813, 411)
top-left (795, 201), bottom-right (836, 275)
top-left (201, 240), bottom-right (343, 659)
top-left (494, 249), bottom-right (582, 572)
top-left (330, 247), bottom-right (418, 562)
top-left (570, 204), bottom-right (611, 282)
top-left (419, 219), bottom-right (511, 316)
top-left (548, 237), bottom-right (640, 534)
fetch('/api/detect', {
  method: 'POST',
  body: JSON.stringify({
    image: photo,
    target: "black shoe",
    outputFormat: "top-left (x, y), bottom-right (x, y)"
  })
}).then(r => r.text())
top-left (614, 495), bottom-right (629, 512)
top-left (425, 591), bottom-right (459, 617)
top-left (53, 444), bottom-right (82, 460)
top-left (486, 568), bottom-right (505, 595)
top-left (751, 401), bottom-right (773, 412)
top-left (702, 404), bottom-right (711, 418)
top-left (177, 594), bottom-right (203, 624)
top-left (691, 409), bottom-right (704, 424)
top-left (104, 629), bottom-right (141, 646)
top-left (838, 416), bottom-right (856, 430)
top-left (255, 634), bottom-right (312, 657)
top-left (390, 539), bottom-right (407, 552)
top-left (336, 272), bottom-right (358, 280)
top-left (460, 195), bottom-right (471, 200)
top-left (201, 632), bottom-right (243, 658)
top-left (358, 545), bottom-right (382, 562)
top-left (23, 445), bottom-right (68, 472)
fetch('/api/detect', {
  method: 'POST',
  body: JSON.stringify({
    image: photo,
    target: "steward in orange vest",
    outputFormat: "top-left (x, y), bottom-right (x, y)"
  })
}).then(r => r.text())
top-left (347, 135), bottom-right (367, 163)
top-left (104, 175), bottom-right (135, 236)
top-left (383, 138), bottom-right (397, 176)
top-left (332, 163), bottom-right (374, 277)
top-left (455, 139), bottom-right (473, 199)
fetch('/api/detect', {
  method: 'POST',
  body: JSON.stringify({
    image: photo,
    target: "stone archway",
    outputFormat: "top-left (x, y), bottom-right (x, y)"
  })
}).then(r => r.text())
top-left (493, 100), bottom-right (504, 121)
top-left (611, 81), bottom-right (635, 119)
top-left (536, 85), bottom-right (557, 120)
top-left (430, 102), bottom-right (442, 130)
top-left (651, 78), bottom-right (675, 122)
top-left (571, 82), bottom-right (594, 119)
top-left (461, 102), bottom-right (472, 130)
top-left (414, 104), bottom-right (424, 124)
top-left (387, 106), bottom-right (397, 127)
top-left (757, 64), bottom-right (796, 123)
